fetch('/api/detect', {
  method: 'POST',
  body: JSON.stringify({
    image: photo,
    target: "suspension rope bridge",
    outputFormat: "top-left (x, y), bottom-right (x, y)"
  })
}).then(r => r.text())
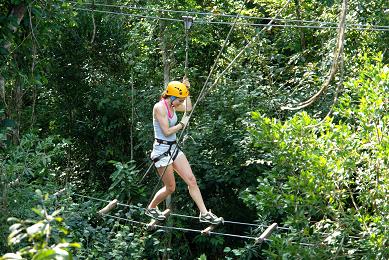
top-left (69, 192), bottom-right (362, 246)
top-left (69, 192), bottom-right (319, 246)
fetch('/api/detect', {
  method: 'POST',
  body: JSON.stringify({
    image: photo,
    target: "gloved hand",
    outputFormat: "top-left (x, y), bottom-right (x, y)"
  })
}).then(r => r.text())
top-left (182, 76), bottom-right (190, 88)
top-left (180, 113), bottom-right (190, 128)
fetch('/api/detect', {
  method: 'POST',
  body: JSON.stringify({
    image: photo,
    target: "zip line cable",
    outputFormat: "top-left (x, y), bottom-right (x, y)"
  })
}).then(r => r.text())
top-left (174, 1), bottom-right (294, 173)
top-left (72, 7), bottom-right (389, 32)
top-left (71, 1), bottom-right (389, 30)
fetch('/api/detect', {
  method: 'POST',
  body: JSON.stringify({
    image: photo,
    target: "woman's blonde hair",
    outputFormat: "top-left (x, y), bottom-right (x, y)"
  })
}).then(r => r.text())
top-left (160, 91), bottom-right (170, 100)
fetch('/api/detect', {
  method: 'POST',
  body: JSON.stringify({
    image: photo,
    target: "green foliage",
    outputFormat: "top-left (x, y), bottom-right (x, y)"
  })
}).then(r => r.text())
top-left (63, 196), bottom-right (162, 259)
top-left (108, 160), bottom-right (145, 202)
top-left (0, 109), bottom-right (13, 148)
top-left (1, 132), bottom-right (69, 187)
top-left (243, 54), bottom-right (388, 258)
top-left (1, 0), bottom-right (388, 258)
top-left (197, 253), bottom-right (207, 260)
top-left (0, 133), bottom-right (71, 252)
top-left (1, 190), bottom-right (80, 260)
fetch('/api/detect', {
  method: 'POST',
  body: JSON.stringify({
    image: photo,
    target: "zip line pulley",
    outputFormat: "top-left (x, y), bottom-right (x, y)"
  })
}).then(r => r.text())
top-left (182, 15), bottom-right (194, 30)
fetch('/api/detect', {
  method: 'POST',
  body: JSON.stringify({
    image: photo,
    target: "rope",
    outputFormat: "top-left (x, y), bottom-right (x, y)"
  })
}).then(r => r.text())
top-left (100, 213), bottom-right (319, 246)
top-left (68, 192), bottom-right (361, 247)
top-left (183, 15), bottom-right (193, 78)
top-left (71, 8), bottom-right (389, 32)
top-left (73, 193), bottom-right (281, 229)
top-left (281, 0), bottom-right (348, 111)
top-left (61, 207), bottom-right (322, 247)
top-left (101, 213), bottom-right (263, 241)
top-left (71, 2), bottom-right (389, 30)
top-left (72, 192), bottom-right (357, 239)
top-left (97, 213), bottom-right (320, 246)
top-left (72, 192), bottom-right (365, 240)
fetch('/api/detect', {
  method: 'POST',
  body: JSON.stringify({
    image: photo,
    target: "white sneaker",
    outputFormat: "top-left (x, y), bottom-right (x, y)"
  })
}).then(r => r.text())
top-left (199, 210), bottom-right (224, 225)
top-left (145, 208), bottom-right (166, 221)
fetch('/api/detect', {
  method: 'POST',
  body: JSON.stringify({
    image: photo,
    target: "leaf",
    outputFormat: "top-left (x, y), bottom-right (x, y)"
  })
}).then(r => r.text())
top-left (7, 218), bottom-right (20, 223)
top-left (9, 223), bottom-right (22, 232)
top-left (31, 208), bottom-right (44, 217)
top-left (1, 253), bottom-right (23, 259)
top-left (26, 222), bottom-right (45, 236)
top-left (51, 209), bottom-right (62, 217)
top-left (68, 243), bottom-right (81, 248)
top-left (31, 249), bottom-right (56, 260)
top-left (8, 233), bottom-right (27, 245)
top-left (52, 247), bottom-right (70, 257)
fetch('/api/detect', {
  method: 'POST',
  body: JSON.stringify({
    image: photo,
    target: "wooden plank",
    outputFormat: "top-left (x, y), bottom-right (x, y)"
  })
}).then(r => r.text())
top-left (201, 225), bottom-right (216, 235)
top-left (255, 223), bottom-right (278, 244)
top-left (147, 209), bottom-right (171, 230)
top-left (98, 199), bottom-right (118, 215)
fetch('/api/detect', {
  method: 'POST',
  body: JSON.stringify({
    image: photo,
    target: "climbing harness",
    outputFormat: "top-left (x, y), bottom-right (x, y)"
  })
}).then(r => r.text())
top-left (151, 139), bottom-right (180, 164)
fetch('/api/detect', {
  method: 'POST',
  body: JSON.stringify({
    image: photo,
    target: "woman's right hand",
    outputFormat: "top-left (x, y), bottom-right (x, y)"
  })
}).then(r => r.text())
top-left (180, 113), bottom-right (190, 128)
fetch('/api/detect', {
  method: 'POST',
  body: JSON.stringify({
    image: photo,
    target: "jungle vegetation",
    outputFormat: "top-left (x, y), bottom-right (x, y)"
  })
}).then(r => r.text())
top-left (1, 0), bottom-right (388, 259)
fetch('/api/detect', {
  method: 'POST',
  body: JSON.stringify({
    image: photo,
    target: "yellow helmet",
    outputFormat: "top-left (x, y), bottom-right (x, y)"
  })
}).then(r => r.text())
top-left (166, 81), bottom-right (189, 98)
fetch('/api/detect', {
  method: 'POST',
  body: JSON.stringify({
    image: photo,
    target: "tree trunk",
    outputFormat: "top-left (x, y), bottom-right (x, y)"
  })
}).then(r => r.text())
top-left (1, 3), bottom-right (27, 144)
top-left (1, 3), bottom-right (27, 105)
top-left (4, 4), bottom-right (26, 50)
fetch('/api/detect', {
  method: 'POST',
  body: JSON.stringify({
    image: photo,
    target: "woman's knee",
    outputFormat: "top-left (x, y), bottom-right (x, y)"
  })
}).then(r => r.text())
top-left (186, 175), bottom-right (198, 188)
top-left (165, 183), bottom-right (176, 193)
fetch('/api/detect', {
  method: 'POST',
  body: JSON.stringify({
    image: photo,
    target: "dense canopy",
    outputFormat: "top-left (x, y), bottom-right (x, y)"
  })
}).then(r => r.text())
top-left (1, 0), bottom-right (388, 259)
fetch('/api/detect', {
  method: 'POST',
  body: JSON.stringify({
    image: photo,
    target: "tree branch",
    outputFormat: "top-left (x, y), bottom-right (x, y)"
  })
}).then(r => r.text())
top-left (282, 0), bottom-right (348, 111)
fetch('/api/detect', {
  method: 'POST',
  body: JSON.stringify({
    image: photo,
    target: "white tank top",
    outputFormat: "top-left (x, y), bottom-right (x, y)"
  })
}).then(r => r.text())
top-left (153, 99), bottom-right (177, 141)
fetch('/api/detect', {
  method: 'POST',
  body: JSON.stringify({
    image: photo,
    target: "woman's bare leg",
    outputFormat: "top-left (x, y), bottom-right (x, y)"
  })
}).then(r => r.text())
top-left (173, 154), bottom-right (207, 214)
top-left (148, 164), bottom-right (176, 208)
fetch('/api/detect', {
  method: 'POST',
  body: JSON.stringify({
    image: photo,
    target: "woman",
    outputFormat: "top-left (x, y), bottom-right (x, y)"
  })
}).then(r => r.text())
top-left (146, 79), bottom-right (223, 225)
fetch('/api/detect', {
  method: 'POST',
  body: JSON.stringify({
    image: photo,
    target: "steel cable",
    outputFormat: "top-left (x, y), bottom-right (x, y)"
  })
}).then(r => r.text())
top-left (71, 2), bottom-right (389, 30)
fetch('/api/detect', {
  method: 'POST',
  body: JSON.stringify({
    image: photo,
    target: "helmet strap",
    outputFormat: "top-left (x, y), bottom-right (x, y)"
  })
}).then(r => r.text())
top-left (170, 96), bottom-right (177, 102)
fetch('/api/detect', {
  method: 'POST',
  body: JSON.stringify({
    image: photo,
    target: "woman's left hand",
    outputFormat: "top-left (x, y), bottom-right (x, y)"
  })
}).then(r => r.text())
top-left (182, 76), bottom-right (190, 88)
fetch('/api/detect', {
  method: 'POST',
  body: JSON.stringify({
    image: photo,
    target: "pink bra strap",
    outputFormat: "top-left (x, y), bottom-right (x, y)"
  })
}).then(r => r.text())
top-left (162, 99), bottom-right (173, 119)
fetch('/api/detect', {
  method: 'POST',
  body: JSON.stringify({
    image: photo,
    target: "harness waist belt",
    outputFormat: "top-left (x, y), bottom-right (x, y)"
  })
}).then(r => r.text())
top-left (155, 138), bottom-right (177, 145)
